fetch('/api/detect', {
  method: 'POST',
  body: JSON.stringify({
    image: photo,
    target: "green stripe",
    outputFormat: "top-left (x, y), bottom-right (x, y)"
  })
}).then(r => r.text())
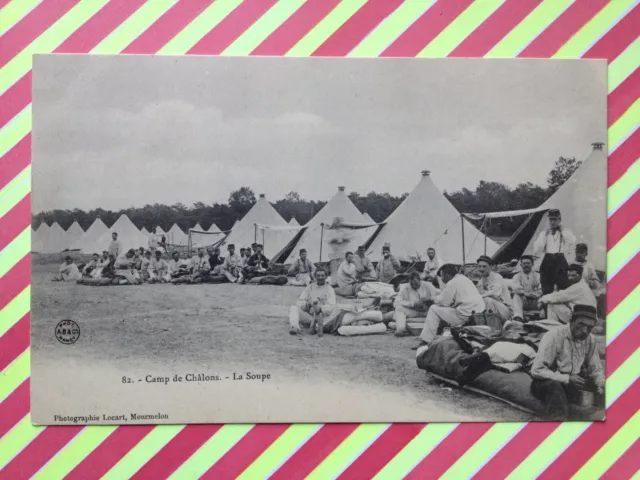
top-left (606, 286), bottom-right (639, 344)
top-left (306, 424), bottom-right (388, 480)
top-left (0, 228), bottom-right (30, 278)
top-left (0, 0), bottom-right (43, 37)
top-left (31, 426), bottom-right (117, 479)
top-left (0, 286), bottom-right (30, 338)
top-left (350, 0), bottom-right (435, 57)
top-left (609, 159), bottom-right (640, 213)
top-left (554, 0), bottom-right (637, 58)
top-left (572, 410), bottom-right (640, 480)
top-left (0, 167), bottom-right (30, 219)
top-left (222, 0), bottom-right (306, 56)
top-left (608, 38), bottom-right (639, 92)
top-left (0, 416), bottom-right (43, 468)
top-left (237, 424), bottom-right (318, 479)
top-left (609, 98), bottom-right (639, 149)
top-left (102, 425), bottom-right (183, 480)
top-left (418, 0), bottom-right (504, 57)
top-left (441, 423), bottom-right (524, 480)
top-left (158, 0), bottom-right (242, 55)
top-left (373, 424), bottom-right (457, 480)
top-left (606, 348), bottom-right (639, 408)
top-left (168, 425), bottom-right (253, 480)
top-left (0, 0), bottom-right (109, 95)
top-left (486, 0), bottom-right (572, 58)
top-left (0, 349), bottom-right (29, 401)
top-left (0, 105), bottom-right (30, 158)
top-left (286, 0), bottom-right (366, 56)
top-left (91, 0), bottom-right (176, 54)
top-left (608, 222), bottom-right (640, 276)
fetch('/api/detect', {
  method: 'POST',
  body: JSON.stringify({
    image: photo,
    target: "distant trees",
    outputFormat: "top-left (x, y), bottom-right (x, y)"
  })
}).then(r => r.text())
top-left (547, 156), bottom-right (582, 194)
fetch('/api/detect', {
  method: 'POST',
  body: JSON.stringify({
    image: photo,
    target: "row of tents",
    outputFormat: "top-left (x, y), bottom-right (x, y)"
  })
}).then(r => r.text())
top-left (32, 143), bottom-right (605, 271)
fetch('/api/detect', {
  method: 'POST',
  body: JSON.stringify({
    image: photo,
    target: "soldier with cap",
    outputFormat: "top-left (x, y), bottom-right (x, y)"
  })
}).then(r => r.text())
top-left (243, 243), bottom-right (270, 281)
top-left (288, 248), bottom-right (316, 286)
top-left (573, 243), bottom-right (604, 296)
top-left (530, 304), bottom-right (604, 420)
top-left (475, 255), bottom-right (512, 324)
top-left (533, 208), bottom-right (576, 295)
top-left (221, 244), bottom-right (243, 283)
top-left (353, 245), bottom-right (377, 281)
top-left (511, 255), bottom-right (542, 322)
top-left (538, 263), bottom-right (596, 325)
top-left (376, 243), bottom-right (400, 284)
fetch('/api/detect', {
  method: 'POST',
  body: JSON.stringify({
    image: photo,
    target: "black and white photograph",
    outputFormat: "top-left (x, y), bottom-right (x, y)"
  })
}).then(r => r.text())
top-left (31, 55), bottom-right (607, 424)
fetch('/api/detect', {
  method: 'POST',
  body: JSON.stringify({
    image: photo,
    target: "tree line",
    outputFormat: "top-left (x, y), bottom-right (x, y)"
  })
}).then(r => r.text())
top-left (32, 157), bottom-right (580, 238)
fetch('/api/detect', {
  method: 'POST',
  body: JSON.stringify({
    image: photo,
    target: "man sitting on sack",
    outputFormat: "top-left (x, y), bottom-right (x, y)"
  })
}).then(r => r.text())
top-left (538, 263), bottom-right (596, 325)
top-left (393, 271), bottom-right (438, 337)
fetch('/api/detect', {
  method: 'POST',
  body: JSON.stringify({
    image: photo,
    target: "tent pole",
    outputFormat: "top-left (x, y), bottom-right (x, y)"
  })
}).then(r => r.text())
top-left (254, 224), bottom-right (257, 243)
top-left (262, 229), bottom-right (265, 250)
top-left (319, 223), bottom-right (324, 262)
top-left (460, 215), bottom-right (466, 270)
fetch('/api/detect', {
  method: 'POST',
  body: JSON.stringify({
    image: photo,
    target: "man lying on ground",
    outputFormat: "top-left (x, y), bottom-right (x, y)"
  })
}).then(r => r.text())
top-left (148, 250), bottom-right (170, 283)
top-left (353, 245), bottom-right (377, 281)
top-left (476, 255), bottom-right (513, 325)
top-left (412, 263), bottom-right (485, 350)
top-left (511, 255), bottom-right (542, 322)
top-left (538, 264), bottom-right (597, 325)
top-left (334, 251), bottom-right (362, 296)
top-left (53, 256), bottom-right (82, 282)
top-left (530, 304), bottom-right (604, 420)
top-left (82, 253), bottom-right (101, 277)
top-left (288, 248), bottom-right (315, 286)
top-left (393, 271), bottom-right (438, 337)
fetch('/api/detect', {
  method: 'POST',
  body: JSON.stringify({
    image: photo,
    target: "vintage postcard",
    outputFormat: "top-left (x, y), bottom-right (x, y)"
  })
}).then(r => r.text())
top-left (31, 55), bottom-right (607, 424)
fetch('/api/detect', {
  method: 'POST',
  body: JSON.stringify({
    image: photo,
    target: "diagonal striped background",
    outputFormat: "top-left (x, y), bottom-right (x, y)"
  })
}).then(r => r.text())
top-left (0, 0), bottom-right (638, 478)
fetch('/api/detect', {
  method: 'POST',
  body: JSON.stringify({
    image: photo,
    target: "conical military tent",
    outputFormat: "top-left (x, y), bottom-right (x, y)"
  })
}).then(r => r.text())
top-left (32, 223), bottom-right (50, 252)
top-left (64, 221), bottom-right (84, 249)
top-left (167, 224), bottom-right (188, 245)
top-left (193, 223), bottom-right (203, 232)
top-left (289, 217), bottom-right (300, 227)
top-left (220, 194), bottom-right (295, 258)
top-left (40, 222), bottom-right (68, 253)
top-left (94, 214), bottom-right (149, 253)
top-left (491, 143), bottom-right (606, 271)
top-left (367, 171), bottom-right (499, 263)
top-left (70, 218), bottom-right (109, 253)
top-left (207, 223), bottom-right (221, 233)
top-left (141, 226), bottom-right (150, 237)
top-left (362, 212), bottom-right (374, 224)
top-left (155, 226), bottom-right (166, 236)
top-left (279, 187), bottom-right (376, 264)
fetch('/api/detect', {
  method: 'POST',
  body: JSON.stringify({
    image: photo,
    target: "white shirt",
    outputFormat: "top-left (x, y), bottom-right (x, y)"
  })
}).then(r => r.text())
top-left (394, 281), bottom-right (439, 309)
top-left (540, 279), bottom-right (597, 308)
top-left (435, 274), bottom-right (486, 317)
top-left (533, 228), bottom-right (576, 257)
top-left (422, 256), bottom-right (443, 276)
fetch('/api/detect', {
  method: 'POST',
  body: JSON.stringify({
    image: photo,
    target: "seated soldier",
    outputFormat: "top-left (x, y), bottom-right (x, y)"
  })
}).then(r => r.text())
top-left (289, 268), bottom-right (337, 335)
top-left (53, 256), bottom-right (82, 281)
top-left (413, 263), bottom-right (485, 350)
top-left (148, 250), bottom-right (170, 283)
top-left (334, 252), bottom-right (362, 296)
top-left (139, 250), bottom-right (152, 283)
top-left (353, 245), bottom-right (377, 281)
top-left (243, 244), bottom-right (270, 281)
top-left (168, 251), bottom-right (192, 283)
top-left (475, 255), bottom-right (512, 325)
top-left (91, 251), bottom-right (110, 278)
top-left (221, 244), bottom-right (243, 283)
top-left (421, 247), bottom-right (443, 288)
top-left (239, 248), bottom-right (247, 267)
top-left (511, 255), bottom-right (542, 322)
top-left (538, 264), bottom-right (596, 325)
top-left (132, 248), bottom-right (143, 271)
top-left (530, 304), bottom-right (604, 420)
top-left (82, 253), bottom-right (101, 277)
top-left (574, 243), bottom-right (604, 296)
top-left (190, 248), bottom-right (211, 283)
top-left (393, 271), bottom-right (438, 337)
top-left (376, 244), bottom-right (400, 283)
top-left (114, 249), bottom-right (141, 284)
top-left (208, 246), bottom-right (224, 274)
top-left (288, 248), bottom-right (316, 286)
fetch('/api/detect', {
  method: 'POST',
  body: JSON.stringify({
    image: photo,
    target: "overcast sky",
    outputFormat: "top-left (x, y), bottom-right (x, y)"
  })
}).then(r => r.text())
top-left (32, 55), bottom-right (606, 213)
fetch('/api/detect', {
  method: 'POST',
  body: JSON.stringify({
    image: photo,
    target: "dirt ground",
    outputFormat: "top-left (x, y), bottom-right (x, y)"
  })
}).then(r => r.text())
top-left (30, 260), bottom-right (533, 424)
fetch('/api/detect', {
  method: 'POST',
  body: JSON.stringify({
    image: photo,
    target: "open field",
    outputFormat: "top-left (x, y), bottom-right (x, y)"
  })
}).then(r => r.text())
top-left (31, 262), bottom-right (533, 424)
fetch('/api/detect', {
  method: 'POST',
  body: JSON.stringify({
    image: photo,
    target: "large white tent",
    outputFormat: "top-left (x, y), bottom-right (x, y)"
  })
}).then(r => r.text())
top-left (94, 214), bottom-right (149, 253)
top-left (220, 194), bottom-right (295, 258)
top-left (193, 223), bottom-right (204, 232)
top-left (367, 171), bottom-right (499, 263)
top-left (281, 187), bottom-right (376, 264)
top-left (32, 223), bottom-right (50, 252)
top-left (70, 218), bottom-right (109, 253)
top-left (64, 221), bottom-right (84, 249)
top-left (141, 226), bottom-right (150, 237)
top-left (40, 222), bottom-right (68, 253)
top-left (167, 224), bottom-right (188, 245)
top-left (207, 223), bottom-right (221, 233)
top-left (492, 143), bottom-right (607, 271)
top-left (155, 226), bottom-right (166, 236)
top-left (362, 212), bottom-right (374, 224)
top-left (288, 217), bottom-right (300, 227)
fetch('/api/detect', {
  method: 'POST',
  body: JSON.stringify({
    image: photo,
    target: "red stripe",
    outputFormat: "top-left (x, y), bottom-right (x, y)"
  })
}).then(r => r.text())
top-left (539, 379), bottom-right (640, 479)
top-left (2, 425), bottom-right (83, 479)
top-left (609, 68), bottom-right (640, 127)
top-left (449, 0), bottom-right (543, 57)
top-left (609, 128), bottom-right (639, 186)
top-left (607, 253), bottom-right (640, 315)
top-left (0, 0), bottom-right (80, 69)
top-left (338, 424), bottom-right (423, 479)
top-left (584, 3), bottom-right (640, 61)
top-left (405, 423), bottom-right (493, 479)
top-left (606, 315), bottom-right (639, 377)
top-left (0, 379), bottom-right (29, 439)
top-left (0, 73), bottom-right (31, 130)
top-left (200, 424), bottom-right (289, 479)
top-left (0, 255), bottom-right (30, 312)
top-left (251, 0), bottom-right (341, 56)
top-left (0, 194), bottom-right (30, 251)
top-left (601, 438), bottom-right (640, 480)
top-left (188, 0), bottom-right (276, 55)
top-left (0, 0), bottom-right (12, 10)
top-left (130, 425), bottom-right (221, 479)
top-left (519, 0), bottom-right (608, 57)
top-left (0, 136), bottom-right (30, 190)
top-left (471, 423), bottom-right (559, 480)
top-left (0, 313), bottom-right (29, 372)
top-left (65, 426), bottom-right (155, 480)
top-left (270, 424), bottom-right (359, 480)
top-left (609, 190), bottom-right (640, 250)
top-left (381, 0), bottom-right (473, 57)
top-left (122, 0), bottom-right (215, 54)
top-left (312, 0), bottom-right (404, 57)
